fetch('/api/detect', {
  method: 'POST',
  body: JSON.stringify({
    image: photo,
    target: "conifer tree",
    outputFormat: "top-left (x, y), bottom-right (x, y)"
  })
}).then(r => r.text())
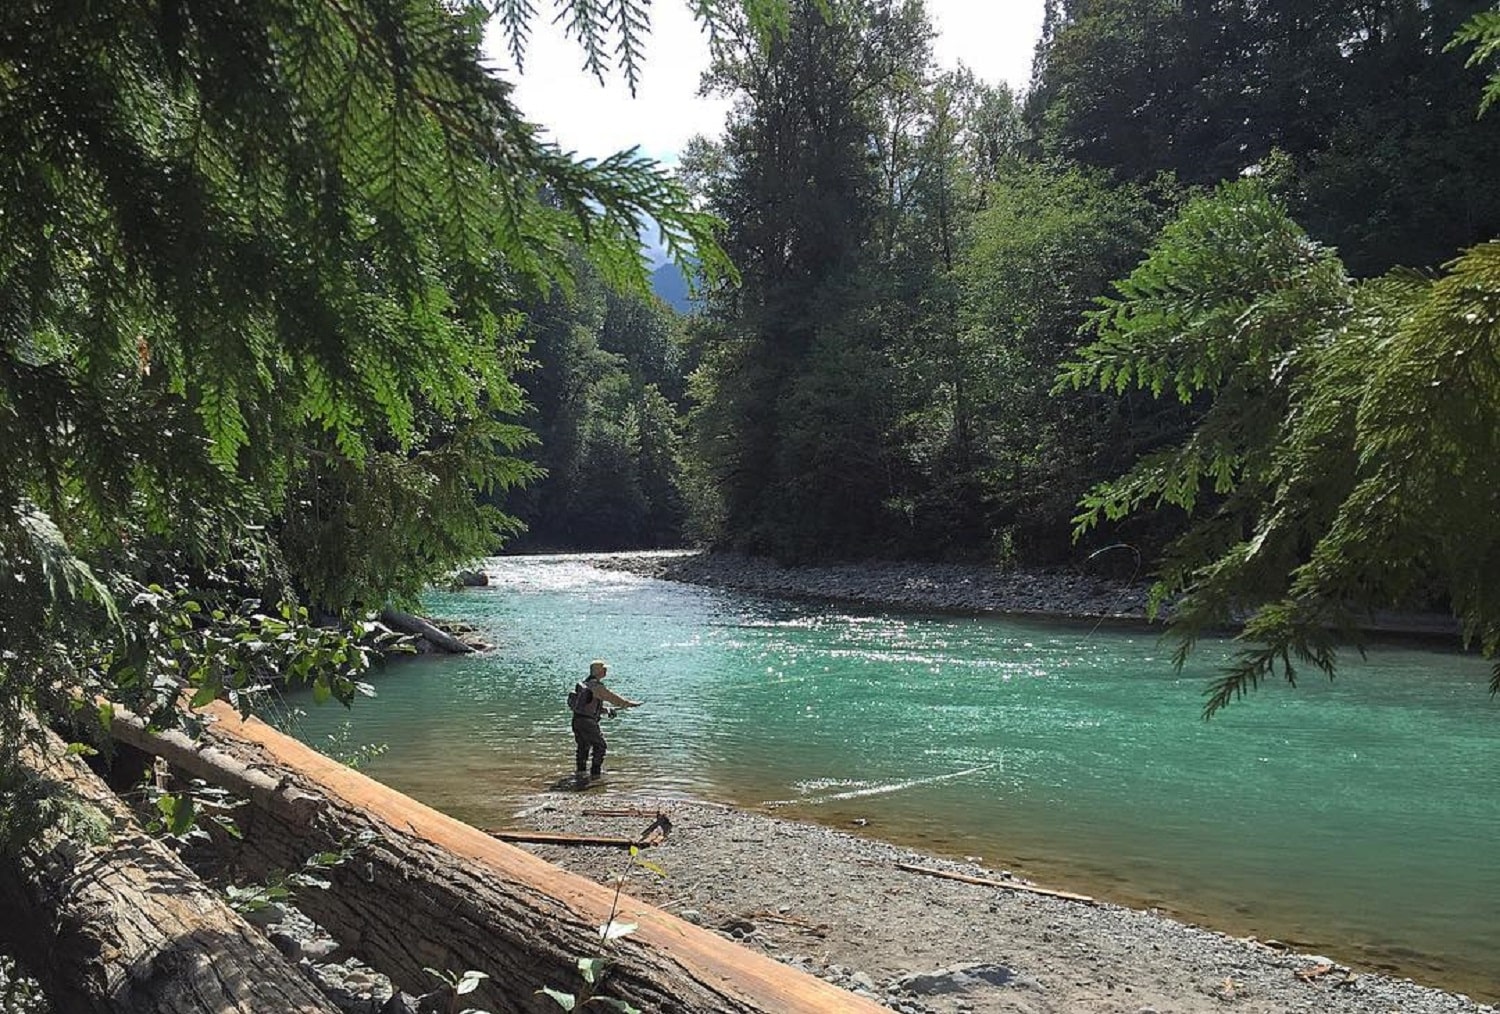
top-left (0, 0), bottom-right (743, 737)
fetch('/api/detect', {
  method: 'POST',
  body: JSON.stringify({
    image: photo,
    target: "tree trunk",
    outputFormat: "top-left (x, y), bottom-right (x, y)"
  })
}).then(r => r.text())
top-left (379, 607), bottom-right (476, 653)
top-left (0, 721), bottom-right (339, 1014)
top-left (110, 701), bottom-right (885, 1014)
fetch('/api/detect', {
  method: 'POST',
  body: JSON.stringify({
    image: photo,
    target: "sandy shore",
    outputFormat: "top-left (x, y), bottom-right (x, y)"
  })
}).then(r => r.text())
top-left (513, 791), bottom-right (1494, 1014)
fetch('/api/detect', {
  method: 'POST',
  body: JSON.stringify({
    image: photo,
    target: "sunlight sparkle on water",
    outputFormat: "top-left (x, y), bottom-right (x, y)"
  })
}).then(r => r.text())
top-left (277, 556), bottom-right (1500, 1001)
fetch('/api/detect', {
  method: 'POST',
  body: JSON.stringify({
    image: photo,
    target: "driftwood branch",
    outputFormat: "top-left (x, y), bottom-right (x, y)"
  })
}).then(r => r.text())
top-left (895, 862), bottom-right (1096, 903)
top-left (378, 608), bottom-right (475, 654)
top-left (481, 828), bottom-right (647, 848)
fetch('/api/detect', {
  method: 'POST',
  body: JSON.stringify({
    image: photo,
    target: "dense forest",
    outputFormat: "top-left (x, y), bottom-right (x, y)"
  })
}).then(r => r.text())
top-left (523, 0), bottom-right (1500, 558)
top-left (515, 0), bottom-right (1500, 704)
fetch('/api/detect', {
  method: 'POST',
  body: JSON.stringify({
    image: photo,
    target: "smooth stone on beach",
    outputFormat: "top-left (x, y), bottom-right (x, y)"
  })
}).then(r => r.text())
top-left (898, 963), bottom-right (1016, 995)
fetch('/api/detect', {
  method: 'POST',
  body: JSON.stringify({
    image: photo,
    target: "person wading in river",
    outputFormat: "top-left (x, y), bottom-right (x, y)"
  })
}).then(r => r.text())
top-left (568, 659), bottom-right (642, 785)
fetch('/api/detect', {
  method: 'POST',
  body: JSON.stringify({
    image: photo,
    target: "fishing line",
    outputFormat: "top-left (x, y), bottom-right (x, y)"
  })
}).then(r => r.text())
top-left (1082, 542), bottom-right (1142, 642)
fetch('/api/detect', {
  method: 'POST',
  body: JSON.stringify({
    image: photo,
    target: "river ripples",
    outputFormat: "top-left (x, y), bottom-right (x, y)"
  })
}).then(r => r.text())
top-left (272, 554), bottom-right (1500, 999)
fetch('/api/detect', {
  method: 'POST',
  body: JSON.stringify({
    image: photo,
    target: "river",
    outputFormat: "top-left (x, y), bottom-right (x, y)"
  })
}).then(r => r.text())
top-left (272, 554), bottom-right (1500, 1001)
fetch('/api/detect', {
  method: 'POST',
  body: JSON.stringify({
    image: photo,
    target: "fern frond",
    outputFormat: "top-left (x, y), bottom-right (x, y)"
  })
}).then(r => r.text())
top-left (555, 0), bottom-right (612, 83)
top-left (12, 503), bottom-right (119, 627)
top-left (494, 0), bottom-right (539, 71)
top-left (1448, 10), bottom-right (1500, 116)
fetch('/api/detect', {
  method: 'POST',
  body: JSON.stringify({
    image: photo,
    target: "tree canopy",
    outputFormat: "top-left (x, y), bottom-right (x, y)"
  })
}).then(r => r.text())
top-left (1061, 9), bottom-right (1500, 711)
top-left (0, 0), bottom-right (736, 736)
top-left (1029, 0), bottom-right (1500, 275)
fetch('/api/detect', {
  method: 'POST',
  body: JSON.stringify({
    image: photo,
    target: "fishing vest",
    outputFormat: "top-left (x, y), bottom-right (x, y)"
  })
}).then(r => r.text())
top-left (567, 676), bottom-right (602, 717)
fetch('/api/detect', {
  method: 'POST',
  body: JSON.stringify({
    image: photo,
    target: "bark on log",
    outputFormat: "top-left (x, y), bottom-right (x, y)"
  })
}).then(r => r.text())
top-left (0, 722), bottom-right (339, 1014)
top-left (378, 608), bottom-right (475, 654)
top-left (112, 701), bottom-right (885, 1014)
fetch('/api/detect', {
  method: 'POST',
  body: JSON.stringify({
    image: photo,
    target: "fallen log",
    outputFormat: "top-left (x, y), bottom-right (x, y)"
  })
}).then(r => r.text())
top-left (895, 862), bottom-right (1096, 903)
top-left (0, 721), bottom-right (339, 1014)
top-left (113, 701), bottom-right (886, 1014)
top-left (378, 608), bottom-right (476, 654)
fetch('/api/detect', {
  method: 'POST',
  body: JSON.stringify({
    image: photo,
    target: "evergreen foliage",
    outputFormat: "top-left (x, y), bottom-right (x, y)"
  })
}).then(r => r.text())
top-left (947, 161), bottom-right (1167, 558)
top-left (1065, 181), bottom-right (1500, 713)
top-left (1051, 11), bottom-right (1500, 711)
top-left (1031, 0), bottom-right (1500, 275)
top-left (0, 0), bottom-right (731, 739)
top-left (686, 0), bottom-right (993, 558)
top-left (507, 267), bottom-right (692, 550)
top-left (682, 4), bottom-right (1164, 563)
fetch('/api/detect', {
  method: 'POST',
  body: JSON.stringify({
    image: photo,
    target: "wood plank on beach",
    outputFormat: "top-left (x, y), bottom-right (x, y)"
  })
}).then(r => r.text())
top-left (482, 828), bottom-right (648, 848)
top-left (896, 862), bottom-right (1095, 903)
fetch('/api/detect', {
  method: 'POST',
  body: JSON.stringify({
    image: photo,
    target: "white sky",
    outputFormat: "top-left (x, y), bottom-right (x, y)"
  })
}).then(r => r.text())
top-left (486, 1), bottom-right (1045, 163)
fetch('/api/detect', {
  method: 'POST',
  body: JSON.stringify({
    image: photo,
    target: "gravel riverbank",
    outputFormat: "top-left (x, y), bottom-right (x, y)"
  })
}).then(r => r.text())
top-left (586, 550), bottom-right (1157, 622)
top-left (512, 792), bottom-right (1495, 1014)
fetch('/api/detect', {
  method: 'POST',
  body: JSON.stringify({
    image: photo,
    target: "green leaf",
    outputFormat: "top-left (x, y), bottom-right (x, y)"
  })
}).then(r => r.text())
top-left (156, 793), bottom-right (197, 837)
top-left (536, 986), bottom-right (577, 1010)
top-left (589, 999), bottom-right (641, 1014)
top-left (633, 858), bottom-right (667, 878)
top-left (455, 970), bottom-right (489, 995)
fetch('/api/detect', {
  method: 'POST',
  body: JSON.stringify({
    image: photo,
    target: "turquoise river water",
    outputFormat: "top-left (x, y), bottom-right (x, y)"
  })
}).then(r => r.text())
top-left (274, 555), bottom-right (1500, 1001)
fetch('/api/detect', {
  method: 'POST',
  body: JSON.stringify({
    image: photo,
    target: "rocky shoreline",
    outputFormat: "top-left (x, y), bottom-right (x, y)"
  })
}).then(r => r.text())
top-left (585, 549), bottom-right (1157, 623)
top-left (168, 791), bottom-right (1498, 1014)
top-left (582, 550), bottom-right (1464, 645)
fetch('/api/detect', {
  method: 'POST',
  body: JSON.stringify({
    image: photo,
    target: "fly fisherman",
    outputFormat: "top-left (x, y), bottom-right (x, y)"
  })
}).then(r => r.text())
top-left (568, 659), bottom-right (642, 785)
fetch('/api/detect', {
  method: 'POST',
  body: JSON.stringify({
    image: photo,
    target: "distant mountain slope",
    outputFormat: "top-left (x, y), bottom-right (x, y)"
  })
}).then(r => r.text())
top-left (650, 261), bottom-right (697, 314)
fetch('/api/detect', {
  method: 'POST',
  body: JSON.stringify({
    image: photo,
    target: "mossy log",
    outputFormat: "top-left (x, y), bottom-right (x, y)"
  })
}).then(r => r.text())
top-left (111, 701), bottom-right (885, 1014)
top-left (0, 721), bottom-right (338, 1014)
